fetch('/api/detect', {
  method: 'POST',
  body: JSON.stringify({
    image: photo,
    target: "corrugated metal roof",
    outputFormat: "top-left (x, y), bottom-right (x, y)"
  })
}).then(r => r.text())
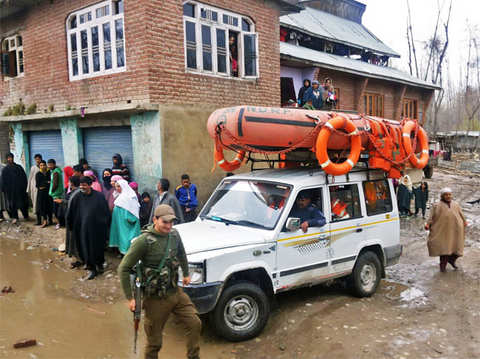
top-left (436, 131), bottom-right (480, 137)
top-left (280, 42), bottom-right (441, 90)
top-left (280, 6), bottom-right (400, 57)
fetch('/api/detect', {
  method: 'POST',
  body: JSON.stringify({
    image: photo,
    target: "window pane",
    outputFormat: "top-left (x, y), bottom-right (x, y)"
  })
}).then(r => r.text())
top-left (70, 16), bottom-right (77, 29)
top-left (212, 11), bottom-right (217, 22)
top-left (216, 29), bottom-right (226, 73)
top-left (329, 184), bottom-right (362, 222)
top-left (71, 33), bottom-right (78, 76)
top-left (91, 26), bottom-right (100, 72)
top-left (185, 21), bottom-right (197, 69)
top-left (183, 3), bottom-right (195, 17)
top-left (243, 34), bottom-right (257, 76)
top-left (363, 180), bottom-right (392, 216)
top-left (114, 0), bottom-right (124, 14)
top-left (80, 30), bottom-right (89, 74)
top-left (18, 50), bottom-right (24, 73)
top-left (115, 19), bottom-right (125, 67)
top-left (242, 18), bottom-right (251, 32)
top-left (202, 25), bottom-right (212, 71)
top-left (16, 36), bottom-right (22, 47)
top-left (103, 23), bottom-right (112, 70)
top-left (96, 5), bottom-right (109, 18)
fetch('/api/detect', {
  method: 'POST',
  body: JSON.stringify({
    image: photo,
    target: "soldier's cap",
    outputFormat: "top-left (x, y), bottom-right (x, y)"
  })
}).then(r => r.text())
top-left (154, 204), bottom-right (177, 222)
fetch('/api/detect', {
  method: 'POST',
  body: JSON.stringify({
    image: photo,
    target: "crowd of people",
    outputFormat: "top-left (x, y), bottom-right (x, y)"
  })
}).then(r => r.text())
top-left (395, 173), bottom-right (429, 218)
top-left (297, 77), bottom-right (337, 110)
top-left (0, 152), bottom-right (199, 280)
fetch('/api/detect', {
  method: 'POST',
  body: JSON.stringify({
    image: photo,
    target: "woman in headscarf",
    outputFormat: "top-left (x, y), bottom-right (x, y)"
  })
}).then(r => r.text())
top-left (109, 179), bottom-right (141, 255)
top-left (397, 174), bottom-right (413, 217)
top-left (297, 79), bottom-right (310, 107)
top-left (102, 168), bottom-right (113, 199)
top-left (139, 192), bottom-right (152, 228)
top-left (63, 166), bottom-right (74, 193)
top-left (128, 181), bottom-right (142, 203)
top-left (108, 175), bottom-right (123, 212)
top-left (414, 182), bottom-right (429, 219)
top-left (84, 170), bottom-right (102, 192)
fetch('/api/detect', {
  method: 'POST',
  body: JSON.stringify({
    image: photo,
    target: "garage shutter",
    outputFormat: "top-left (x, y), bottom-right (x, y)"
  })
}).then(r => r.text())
top-left (29, 130), bottom-right (64, 168)
top-left (83, 127), bottom-right (134, 180)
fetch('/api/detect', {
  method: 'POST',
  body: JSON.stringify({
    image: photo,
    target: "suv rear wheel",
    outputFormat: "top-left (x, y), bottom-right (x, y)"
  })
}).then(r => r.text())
top-left (211, 281), bottom-right (270, 342)
top-left (349, 251), bottom-right (382, 297)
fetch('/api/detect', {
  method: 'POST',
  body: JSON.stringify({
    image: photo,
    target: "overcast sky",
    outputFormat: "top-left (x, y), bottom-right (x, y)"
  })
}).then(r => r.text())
top-left (361, 0), bottom-right (480, 87)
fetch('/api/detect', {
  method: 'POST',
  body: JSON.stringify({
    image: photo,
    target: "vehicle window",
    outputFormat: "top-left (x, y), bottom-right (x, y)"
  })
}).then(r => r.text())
top-left (363, 179), bottom-right (392, 216)
top-left (329, 184), bottom-right (362, 222)
top-left (201, 180), bottom-right (291, 230)
top-left (284, 188), bottom-right (325, 231)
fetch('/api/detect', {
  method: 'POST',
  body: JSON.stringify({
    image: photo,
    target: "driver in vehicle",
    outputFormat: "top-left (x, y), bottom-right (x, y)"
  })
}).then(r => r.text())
top-left (289, 191), bottom-right (326, 233)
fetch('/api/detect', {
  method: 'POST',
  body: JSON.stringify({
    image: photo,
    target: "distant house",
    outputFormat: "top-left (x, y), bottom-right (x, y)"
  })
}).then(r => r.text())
top-left (279, 0), bottom-right (440, 121)
top-left (435, 131), bottom-right (480, 152)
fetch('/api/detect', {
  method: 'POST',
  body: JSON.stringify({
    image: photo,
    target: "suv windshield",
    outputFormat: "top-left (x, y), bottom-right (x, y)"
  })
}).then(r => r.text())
top-left (201, 180), bottom-right (292, 230)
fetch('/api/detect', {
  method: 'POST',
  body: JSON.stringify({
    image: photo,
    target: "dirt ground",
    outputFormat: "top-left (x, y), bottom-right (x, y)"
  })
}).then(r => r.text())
top-left (1, 161), bottom-right (480, 359)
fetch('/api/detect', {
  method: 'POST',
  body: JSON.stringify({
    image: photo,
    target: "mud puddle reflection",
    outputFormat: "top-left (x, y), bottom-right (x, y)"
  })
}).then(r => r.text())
top-left (0, 238), bottom-right (230, 359)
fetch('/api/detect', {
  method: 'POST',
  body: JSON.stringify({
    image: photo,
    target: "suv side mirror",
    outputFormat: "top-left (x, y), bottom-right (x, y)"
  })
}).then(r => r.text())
top-left (286, 217), bottom-right (301, 232)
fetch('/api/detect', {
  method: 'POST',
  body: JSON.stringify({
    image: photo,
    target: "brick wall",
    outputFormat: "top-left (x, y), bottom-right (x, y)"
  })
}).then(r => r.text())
top-left (0, 0), bottom-right (150, 114)
top-left (1, 0), bottom-right (281, 114)
top-left (146, 0), bottom-right (281, 107)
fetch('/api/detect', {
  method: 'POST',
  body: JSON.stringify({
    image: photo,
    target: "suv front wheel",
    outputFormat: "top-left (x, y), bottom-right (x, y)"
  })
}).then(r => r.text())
top-left (349, 251), bottom-right (382, 297)
top-left (211, 281), bottom-right (270, 342)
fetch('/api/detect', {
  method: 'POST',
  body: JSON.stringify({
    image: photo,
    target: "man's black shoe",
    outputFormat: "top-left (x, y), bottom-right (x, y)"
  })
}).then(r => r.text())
top-left (86, 270), bottom-right (97, 280)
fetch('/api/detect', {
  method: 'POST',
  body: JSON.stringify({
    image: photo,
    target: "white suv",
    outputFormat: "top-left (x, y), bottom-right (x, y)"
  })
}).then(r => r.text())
top-left (177, 168), bottom-right (401, 341)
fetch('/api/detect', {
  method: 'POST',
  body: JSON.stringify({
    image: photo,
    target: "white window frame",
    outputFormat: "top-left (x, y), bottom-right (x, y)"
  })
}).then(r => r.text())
top-left (182, 1), bottom-right (259, 79)
top-left (2, 34), bottom-right (24, 78)
top-left (66, 0), bottom-right (126, 81)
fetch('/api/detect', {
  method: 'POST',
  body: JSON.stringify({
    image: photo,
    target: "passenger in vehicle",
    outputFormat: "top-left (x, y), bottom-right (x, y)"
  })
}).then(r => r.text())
top-left (330, 187), bottom-right (351, 220)
top-left (297, 79), bottom-right (310, 107)
top-left (289, 191), bottom-right (326, 233)
top-left (302, 80), bottom-right (323, 110)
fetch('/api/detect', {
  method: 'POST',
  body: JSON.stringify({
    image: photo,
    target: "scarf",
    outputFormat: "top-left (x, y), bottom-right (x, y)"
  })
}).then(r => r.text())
top-left (114, 179), bottom-right (140, 218)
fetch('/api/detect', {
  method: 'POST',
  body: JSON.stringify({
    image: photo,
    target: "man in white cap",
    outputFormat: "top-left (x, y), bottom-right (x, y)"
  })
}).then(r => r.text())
top-left (425, 188), bottom-right (467, 272)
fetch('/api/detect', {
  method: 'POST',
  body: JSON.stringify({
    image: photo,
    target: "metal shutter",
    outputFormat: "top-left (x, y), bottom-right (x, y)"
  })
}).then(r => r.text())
top-left (29, 130), bottom-right (65, 168)
top-left (83, 126), bottom-right (134, 179)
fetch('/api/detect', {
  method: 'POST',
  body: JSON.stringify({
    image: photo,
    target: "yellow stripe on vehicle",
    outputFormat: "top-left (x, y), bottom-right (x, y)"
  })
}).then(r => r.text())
top-left (278, 217), bottom-right (399, 243)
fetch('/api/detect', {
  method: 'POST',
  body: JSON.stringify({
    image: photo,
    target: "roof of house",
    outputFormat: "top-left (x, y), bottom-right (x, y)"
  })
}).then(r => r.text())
top-left (436, 131), bottom-right (480, 137)
top-left (280, 42), bottom-right (441, 90)
top-left (280, 6), bottom-right (400, 58)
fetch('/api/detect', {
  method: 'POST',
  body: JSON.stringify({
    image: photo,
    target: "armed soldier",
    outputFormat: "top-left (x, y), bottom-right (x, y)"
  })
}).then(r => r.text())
top-left (118, 204), bottom-right (201, 359)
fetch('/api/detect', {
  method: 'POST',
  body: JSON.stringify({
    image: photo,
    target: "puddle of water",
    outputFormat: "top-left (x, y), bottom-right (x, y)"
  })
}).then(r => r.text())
top-left (0, 237), bottom-right (228, 359)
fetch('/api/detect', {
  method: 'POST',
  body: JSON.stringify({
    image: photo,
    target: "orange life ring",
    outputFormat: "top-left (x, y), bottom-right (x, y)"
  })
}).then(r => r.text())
top-left (402, 120), bottom-right (429, 169)
top-left (214, 146), bottom-right (246, 172)
top-left (315, 116), bottom-right (362, 176)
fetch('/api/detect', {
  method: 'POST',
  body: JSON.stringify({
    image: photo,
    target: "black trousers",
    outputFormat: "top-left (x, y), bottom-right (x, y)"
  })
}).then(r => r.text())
top-left (182, 207), bottom-right (197, 223)
top-left (7, 206), bottom-right (29, 220)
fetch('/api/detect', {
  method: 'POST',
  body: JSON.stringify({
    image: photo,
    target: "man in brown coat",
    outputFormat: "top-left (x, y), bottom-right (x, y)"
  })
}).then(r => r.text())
top-left (425, 187), bottom-right (467, 272)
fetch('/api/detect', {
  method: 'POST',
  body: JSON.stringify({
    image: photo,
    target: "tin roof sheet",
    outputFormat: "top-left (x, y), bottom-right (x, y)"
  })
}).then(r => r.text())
top-left (280, 6), bottom-right (400, 57)
top-left (280, 42), bottom-right (441, 90)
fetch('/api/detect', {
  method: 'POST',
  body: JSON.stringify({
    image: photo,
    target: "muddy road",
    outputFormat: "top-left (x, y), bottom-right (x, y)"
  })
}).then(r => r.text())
top-left (1, 167), bottom-right (479, 359)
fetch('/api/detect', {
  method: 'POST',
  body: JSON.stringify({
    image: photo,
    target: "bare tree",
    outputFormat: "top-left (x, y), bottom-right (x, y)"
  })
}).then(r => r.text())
top-left (406, 0), bottom-right (419, 77)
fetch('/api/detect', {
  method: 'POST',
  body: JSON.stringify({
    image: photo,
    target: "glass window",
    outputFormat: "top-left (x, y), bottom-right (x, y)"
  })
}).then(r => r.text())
top-left (216, 28), bottom-right (227, 73)
top-left (16, 36), bottom-right (22, 47)
top-left (114, 0), bottom-right (124, 14)
top-left (202, 25), bottom-right (212, 71)
top-left (242, 18), bottom-right (250, 32)
top-left (115, 19), bottom-right (125, 67)
top-left (183, 2), bottom-right (258, 78)
top-left (71, 33), bottom-right (79, 76)
top-left (185, 21), bottom-right (197, 69)
top-left (70, 16), bottom-right (77, 29)
top-left (183, 3), bottom-right (195, 17)
top-left (96, 5), bottom-right (109, 18)
top-left (201, 180), bottom-right (292, 230)
top-left (18, 51), bottom-right (24, 73)
top-left (91, 26), bottom-right (100, 72)
top-left (243, 33), bottom-right (257, 76)
top-left (363, 180), bottom-right (392, 216)
top-left (80, 30), bottom-right (89, 74)
top-left (329, 184), bottom-right (362, 222)
top-left (103, 22), bottom-right (112, 70)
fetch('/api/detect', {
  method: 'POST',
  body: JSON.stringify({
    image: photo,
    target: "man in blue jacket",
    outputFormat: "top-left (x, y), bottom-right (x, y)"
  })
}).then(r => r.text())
top-left (290, 191), bottom-right (326, 233)
top-left (302, 80), bottom-right (324, 110)
top-left (176, 174), bottom-right (198, 223)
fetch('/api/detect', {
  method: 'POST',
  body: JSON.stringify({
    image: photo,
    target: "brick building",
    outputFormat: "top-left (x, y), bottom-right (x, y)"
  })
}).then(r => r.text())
top-left (279, 0), bottom-right (439, 121)
top-left (0, 0), bottom-right (438, 202)
top-left (0, 0), bottom-right (299, 200)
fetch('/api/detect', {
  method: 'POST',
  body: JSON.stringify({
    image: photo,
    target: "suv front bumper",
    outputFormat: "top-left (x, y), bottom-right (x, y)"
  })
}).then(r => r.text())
top-left (182, 282), bottom-right (223, 314)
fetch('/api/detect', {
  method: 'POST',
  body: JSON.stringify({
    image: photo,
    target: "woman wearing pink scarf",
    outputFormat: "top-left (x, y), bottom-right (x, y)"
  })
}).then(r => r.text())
top-left (84, 170), bottom-right (102, 192)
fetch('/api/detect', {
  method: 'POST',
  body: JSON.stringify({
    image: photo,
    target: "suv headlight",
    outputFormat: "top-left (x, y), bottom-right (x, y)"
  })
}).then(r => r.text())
top-left (179, 262), bottom-right (205, 285)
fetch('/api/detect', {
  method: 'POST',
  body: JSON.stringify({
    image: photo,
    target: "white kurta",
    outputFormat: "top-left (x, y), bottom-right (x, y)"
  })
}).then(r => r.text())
top-left (27, 165), bottom-right (40, 214)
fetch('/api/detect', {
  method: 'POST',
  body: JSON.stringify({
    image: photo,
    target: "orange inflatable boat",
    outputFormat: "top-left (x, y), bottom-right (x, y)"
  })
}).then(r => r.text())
top-left (207, 106), bottom-right (429, 178)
